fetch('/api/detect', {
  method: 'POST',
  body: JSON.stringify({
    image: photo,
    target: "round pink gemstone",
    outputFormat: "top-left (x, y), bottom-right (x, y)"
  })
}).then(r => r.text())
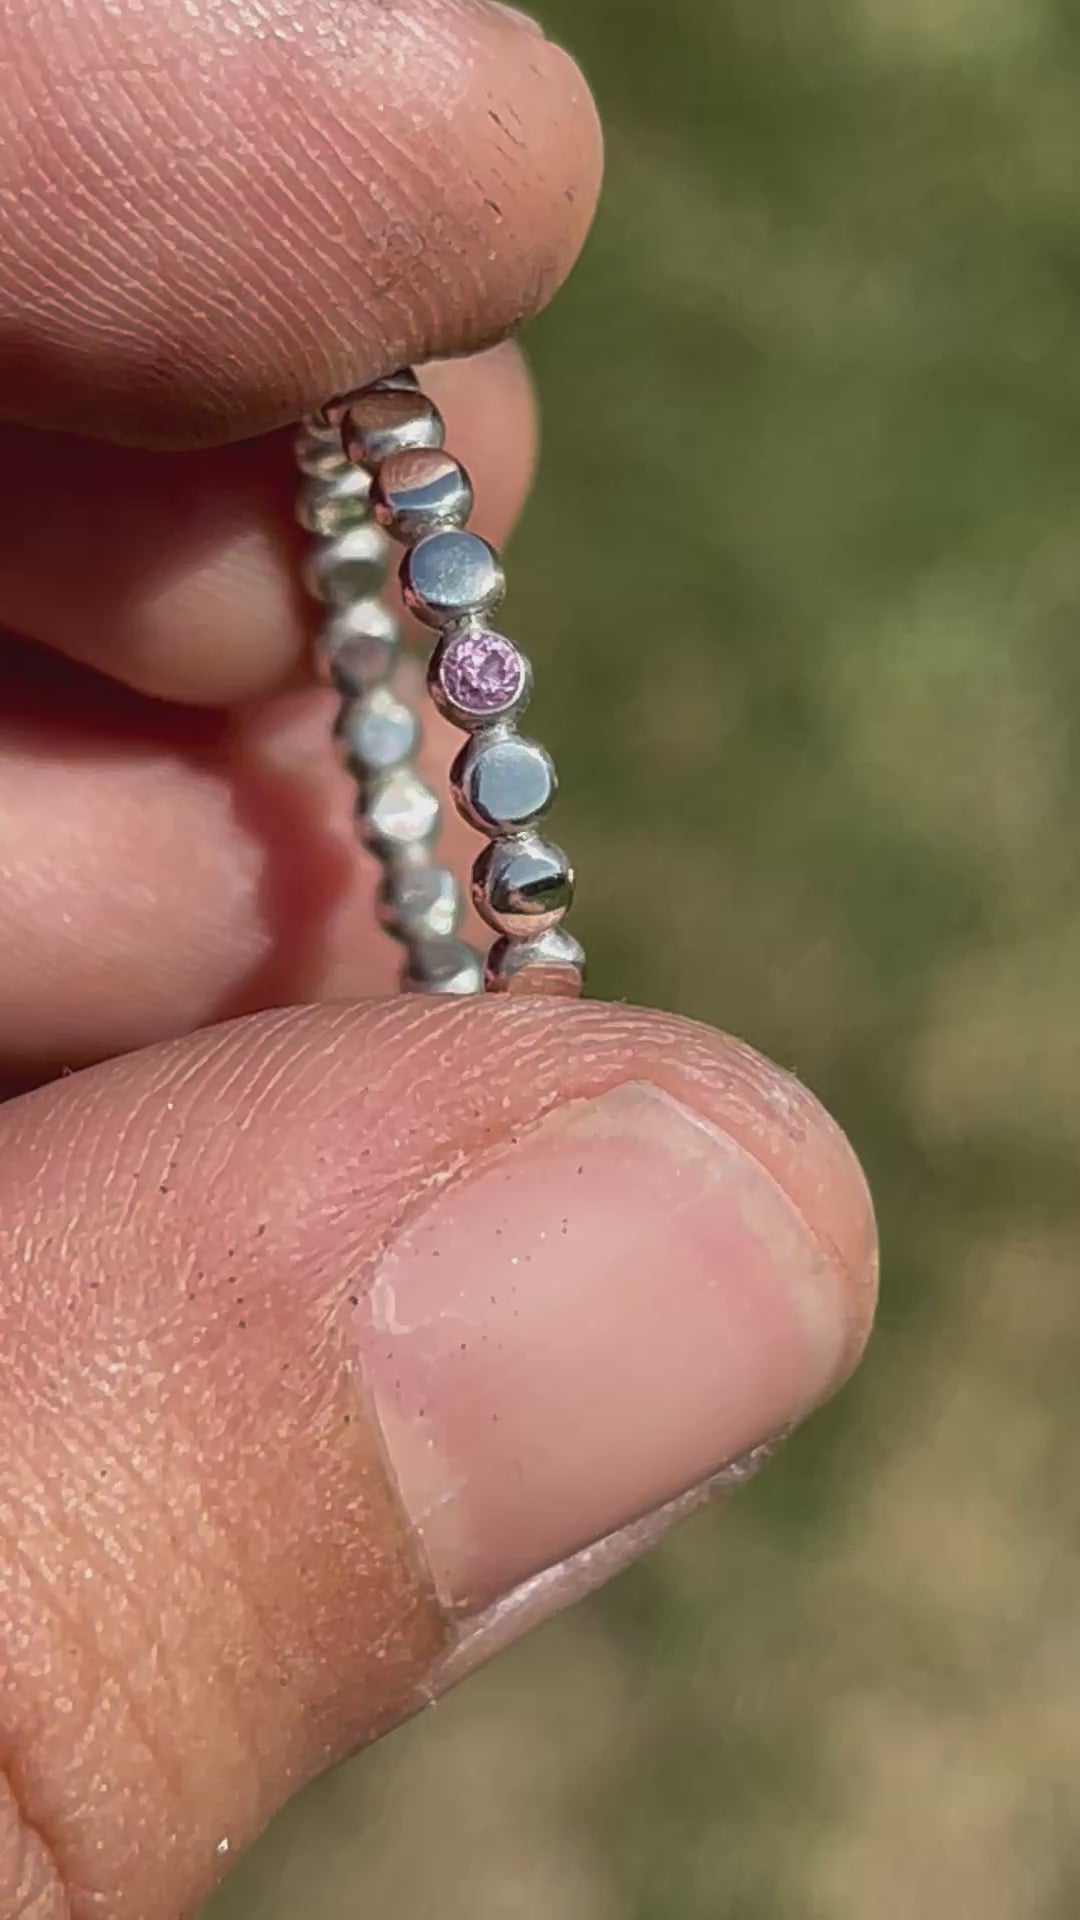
top-left (439, 629), bottom-right (525, 715)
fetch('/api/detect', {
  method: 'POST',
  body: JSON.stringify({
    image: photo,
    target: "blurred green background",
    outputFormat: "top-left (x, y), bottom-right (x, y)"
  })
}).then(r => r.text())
top-left (209, 1), bottom-right (1080, 1914)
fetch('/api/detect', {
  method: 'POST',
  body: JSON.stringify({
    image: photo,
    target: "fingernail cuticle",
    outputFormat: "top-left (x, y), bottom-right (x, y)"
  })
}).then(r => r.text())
top-left (437, 1429), bottom-right (793, 1689)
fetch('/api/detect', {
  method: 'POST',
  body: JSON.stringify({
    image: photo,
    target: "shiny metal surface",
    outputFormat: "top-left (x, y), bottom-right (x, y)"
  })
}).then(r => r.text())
top-left (485, 927), bottom-right (586, 998)
top-left (472, 832), bottom-right (574, 938)
top-left (344, 390), bottom-right (445, 468)
top-left (336, 687), bottom-right (420, 777)
top-left (377, 864), bottom-right (463, 942)
top-left (400, 530), bottom-right (506, 630)
top-left (312, 598), bottom-right (400, 695)
top-left (451, 731), bottom-right (557, 835)
top-left (297, 463), bottom-right (373, 536)
top-left (373, 448), bottom-right (475, 542)
top-left (404, 936), bottom-right (485, 996)
top-left (302, 523), bottom-right (389, 607)
top-left (359, 767), bottom-right (441, 854)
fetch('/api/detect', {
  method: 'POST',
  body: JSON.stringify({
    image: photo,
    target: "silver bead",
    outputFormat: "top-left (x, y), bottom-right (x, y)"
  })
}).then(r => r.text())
top-left (310, 371), bottom-right (420, 431)
top-left (372, 448), bottom-right (474, 543)
top-left (360, 768), bottom-right (440, 852)
top-left (313, 599), bottom-right (399, 693)
top-left (451, 731), bottom-right (556, 834)
top-left (404, 937), bottom-right (484, 996)
top-left (302, 524), bottom-right (389, 606)
top-left (295, 420), bottom-right (347, 477)
top-left (401, 531), bottom-right (506, 630)
top-left (336, 686), bottom-right (419, 776)
top-left (344, 390), bottom-right (445, 469)
top-left (297, 463), bottom-right (373, 535)
top-left (486, 927), bottom-right (586, 998)
top-left (378, 863), bottom-right (462, 940)
top-left (472, 832), bottom-right (574, 937)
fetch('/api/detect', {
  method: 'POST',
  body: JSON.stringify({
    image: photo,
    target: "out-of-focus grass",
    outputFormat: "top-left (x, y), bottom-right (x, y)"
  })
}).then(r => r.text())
top-left (207, 2), bottom-right (1080, 1915)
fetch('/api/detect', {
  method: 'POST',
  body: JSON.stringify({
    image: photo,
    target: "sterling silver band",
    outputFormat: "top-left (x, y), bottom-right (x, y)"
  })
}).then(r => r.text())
top-left (297, 368), bottom-right (585, 1000)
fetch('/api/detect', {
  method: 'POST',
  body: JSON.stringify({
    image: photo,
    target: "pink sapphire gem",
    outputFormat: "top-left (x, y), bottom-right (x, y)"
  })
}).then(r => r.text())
top-left (439, 629), bottom-right (525, 715)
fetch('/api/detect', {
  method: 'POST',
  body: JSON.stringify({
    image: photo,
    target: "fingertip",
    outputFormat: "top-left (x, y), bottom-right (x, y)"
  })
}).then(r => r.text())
top-left (685, 1020), bottom-right (880, 1393)
top-left (0, 0), bottom-right (603, 443)
top-left (338, 999), bottom-right (878, 1609)
top-left (0, 996), bottom-right (872, 1918)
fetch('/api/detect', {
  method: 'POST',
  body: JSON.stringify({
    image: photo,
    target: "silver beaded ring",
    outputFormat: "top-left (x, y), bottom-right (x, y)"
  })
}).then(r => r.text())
top-left (296, 368), bottom-right (584, 1001)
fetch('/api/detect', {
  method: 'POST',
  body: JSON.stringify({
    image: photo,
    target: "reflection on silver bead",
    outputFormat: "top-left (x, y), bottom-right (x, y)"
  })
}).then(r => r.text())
top-left (371, 368), bottom-right (421, 394)
top-left (313, 371), bottom-right (421, 428)
top-left (404, 937), bottom-right (485, 996)
top-left (451, 731), bottom-right (556, 834)
top-left (303, 524), bottom-right (389, 606)
top-left (360, 768), bottom-right (440, 852)
top-left (313, 598), bottom-right (399, 692)
top-left (295, 420), bottom-right (347, 477)
top-left (336, 686), bottom-right (419, 776)
top-left (401, 531), bottom-right (506, 630)
top-left (379, 864), bottom-right (462, 940)
top-left (472, 832), bottom-right (574, 937)
top-left (372, 448), bottom-right (474, 543)
top-left (309, 394), bottom-right (355, 431)
top-left (297, 464), bottom-right (373, 535)
top-left (486, 927), bottom-right (586, 998)
top-left (344, 390), bottom-right (445, 469)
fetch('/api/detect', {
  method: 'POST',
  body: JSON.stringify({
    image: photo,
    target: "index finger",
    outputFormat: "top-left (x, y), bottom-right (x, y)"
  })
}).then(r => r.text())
top-left (0, 0), bottom-right (602, 443)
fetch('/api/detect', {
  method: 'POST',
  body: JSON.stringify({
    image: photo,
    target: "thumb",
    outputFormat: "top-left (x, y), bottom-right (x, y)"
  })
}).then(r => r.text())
top-left (0, 998), bottom-right (876, 1918)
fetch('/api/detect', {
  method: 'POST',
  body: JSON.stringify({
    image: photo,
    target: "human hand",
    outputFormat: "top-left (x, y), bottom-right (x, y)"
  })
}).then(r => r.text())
top-left (0, 2), bottom-right (878, 1913)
